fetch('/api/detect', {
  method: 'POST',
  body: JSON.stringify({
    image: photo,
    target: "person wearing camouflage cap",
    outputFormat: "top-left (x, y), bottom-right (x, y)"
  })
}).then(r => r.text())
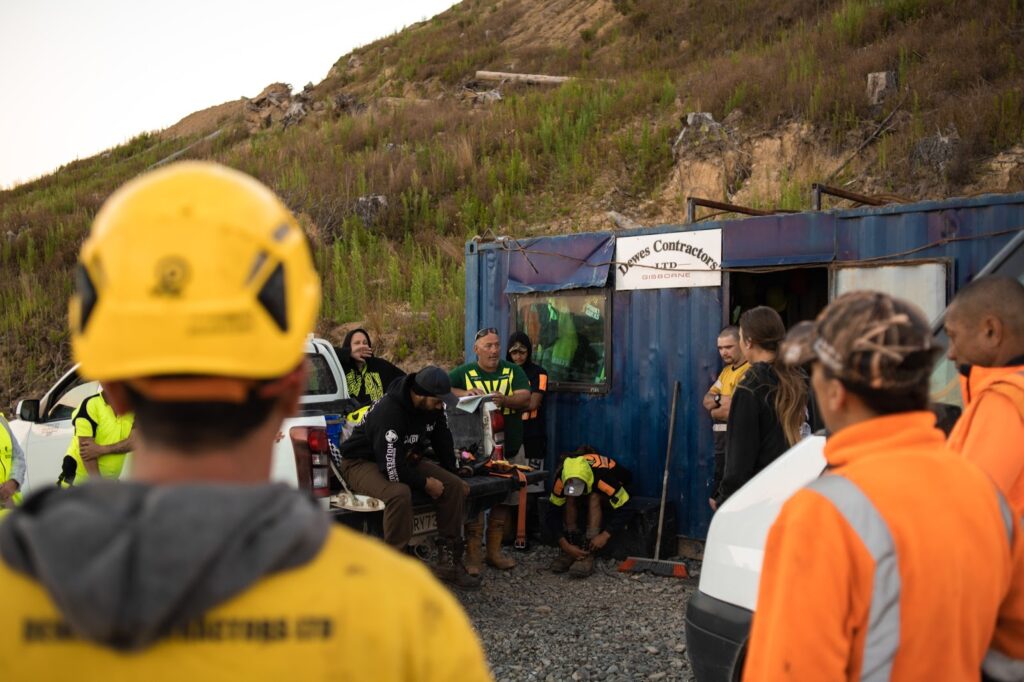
top-left (743, 291), bottom-right (1024, 681)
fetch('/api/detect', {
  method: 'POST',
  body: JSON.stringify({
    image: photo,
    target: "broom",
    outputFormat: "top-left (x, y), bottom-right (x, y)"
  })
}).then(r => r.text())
top-left (618, 379), bottom-right (689, 578)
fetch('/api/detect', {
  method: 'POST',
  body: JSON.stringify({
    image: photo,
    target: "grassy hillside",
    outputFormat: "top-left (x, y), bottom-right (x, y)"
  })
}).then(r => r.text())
top-left (2, 0), bottom-right (1023, 410)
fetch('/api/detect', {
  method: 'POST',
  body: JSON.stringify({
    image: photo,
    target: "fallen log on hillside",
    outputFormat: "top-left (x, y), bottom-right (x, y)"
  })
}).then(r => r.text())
top-left (474, 71), bottom-right (573, 85)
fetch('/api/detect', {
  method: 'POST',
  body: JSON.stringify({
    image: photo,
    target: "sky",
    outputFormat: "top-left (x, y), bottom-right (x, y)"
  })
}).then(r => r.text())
top-left (0, 0), bottom-right (458, 189)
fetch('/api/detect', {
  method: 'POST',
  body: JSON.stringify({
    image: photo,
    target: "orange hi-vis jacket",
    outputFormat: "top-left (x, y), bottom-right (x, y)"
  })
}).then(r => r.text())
top-left (948, 360), bottom-right (1024, 516)
top-left (744, 412), bottom-right (1024, 681)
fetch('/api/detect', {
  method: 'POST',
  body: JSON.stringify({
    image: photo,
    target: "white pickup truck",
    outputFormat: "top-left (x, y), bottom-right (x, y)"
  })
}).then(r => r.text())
top-left (9, 336), bottom-right (351, 502)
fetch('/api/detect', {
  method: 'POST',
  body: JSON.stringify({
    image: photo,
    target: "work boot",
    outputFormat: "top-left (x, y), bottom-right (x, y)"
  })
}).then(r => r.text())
top-left (433, 538), bottom-right (482, 590)
top-left (549, 550), bottom-right (575, 573)
top-left (568, 554), bottom-right (594, 579)
top-left (550, 531), bottom-right (584, 573)
top-left (464, 516), bottom-right (484, 577)
top-left (486, 506), bottom-right (517, 570)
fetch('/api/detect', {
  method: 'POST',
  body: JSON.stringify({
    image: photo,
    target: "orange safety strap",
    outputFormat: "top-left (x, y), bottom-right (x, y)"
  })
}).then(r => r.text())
top-left (597, 480), bottom-right (617, 497)
top-left (485, 461), bottom-right (530, 549)
top-left (514, 469), bottom-right (528, 549)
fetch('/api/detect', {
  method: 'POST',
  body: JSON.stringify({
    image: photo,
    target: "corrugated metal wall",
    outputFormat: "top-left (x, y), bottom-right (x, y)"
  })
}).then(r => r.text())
top-left (464, 193), bottom-right (1024, 540)
top-left (836, 194), bottom-right (1023, 288)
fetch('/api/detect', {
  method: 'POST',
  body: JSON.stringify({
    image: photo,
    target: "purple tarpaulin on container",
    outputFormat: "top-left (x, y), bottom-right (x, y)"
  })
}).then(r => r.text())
top-left (504, 233), bottom-right (615, 293)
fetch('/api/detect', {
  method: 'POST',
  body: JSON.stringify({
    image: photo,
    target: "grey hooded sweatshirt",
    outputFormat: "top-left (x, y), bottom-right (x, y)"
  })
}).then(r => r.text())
top-left (0, 481), bottom-right (327, 651)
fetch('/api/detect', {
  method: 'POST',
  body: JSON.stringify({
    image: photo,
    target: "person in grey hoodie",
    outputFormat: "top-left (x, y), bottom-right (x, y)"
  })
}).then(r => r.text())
top-left (0, 161), bottom-right (491, 681)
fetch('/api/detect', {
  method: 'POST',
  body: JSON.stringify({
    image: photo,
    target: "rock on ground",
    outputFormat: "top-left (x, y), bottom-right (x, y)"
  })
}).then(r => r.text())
top-left (454, 544), bottom-right (696, 682)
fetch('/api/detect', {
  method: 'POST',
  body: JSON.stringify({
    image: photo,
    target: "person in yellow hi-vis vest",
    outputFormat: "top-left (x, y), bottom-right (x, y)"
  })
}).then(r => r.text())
top-left (0, 162), bottom-right (491, 681)
top-left (0, 413), bottom-right (26, 516)
top-left (449, 328), bottom-right (531, 575)
top-left (65, 387), bottom-right (135, 484)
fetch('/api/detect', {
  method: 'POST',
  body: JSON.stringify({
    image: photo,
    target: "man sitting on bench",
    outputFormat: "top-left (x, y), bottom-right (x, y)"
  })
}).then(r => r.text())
top-left (338, 366), bottom-right (480, 590)
top-left (547, 446), bottom-right (633, 578)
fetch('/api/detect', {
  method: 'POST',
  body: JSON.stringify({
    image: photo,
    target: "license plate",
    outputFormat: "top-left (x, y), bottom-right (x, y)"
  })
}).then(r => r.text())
top-left (412, 511), bottom-right (437, 536)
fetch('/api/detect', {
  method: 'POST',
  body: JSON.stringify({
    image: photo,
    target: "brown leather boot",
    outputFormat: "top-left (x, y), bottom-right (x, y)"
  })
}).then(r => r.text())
top-left (433, 538), bottom-right (482, 590)
top-left (550, 531), bottom-right (584, 573)
top-left (464, 515), bottom-right (484, 577)
top-left (568, 553), bottom-right (594, 578)
top-left (486, 506), bottom-right (517, 570)
top-left (549, 550), bottom-right (575, 573)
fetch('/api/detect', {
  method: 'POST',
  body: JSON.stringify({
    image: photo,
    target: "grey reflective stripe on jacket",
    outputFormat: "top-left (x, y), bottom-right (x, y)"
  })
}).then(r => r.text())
top-left (994, 489), bottom-right (1014, 549)
top-left (807, 475), bottom-right (900, 682)
top-left (984, 490), bottom-right (1023, 682)
top-left (808, 475), bottom-right (1019, 682)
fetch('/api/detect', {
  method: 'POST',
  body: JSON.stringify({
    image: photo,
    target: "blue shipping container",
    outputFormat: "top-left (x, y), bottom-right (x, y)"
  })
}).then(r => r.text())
top-left (464, 193), bottom-right (1024, 541)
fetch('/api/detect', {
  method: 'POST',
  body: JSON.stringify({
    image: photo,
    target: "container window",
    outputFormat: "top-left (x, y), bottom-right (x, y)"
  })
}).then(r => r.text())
top-left (512, 289), bottom-right (610, 393)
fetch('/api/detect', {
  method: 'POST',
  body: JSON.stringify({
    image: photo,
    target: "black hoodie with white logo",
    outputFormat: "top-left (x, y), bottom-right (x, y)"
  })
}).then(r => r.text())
top-left (337, 373), bottom-right (457, 491)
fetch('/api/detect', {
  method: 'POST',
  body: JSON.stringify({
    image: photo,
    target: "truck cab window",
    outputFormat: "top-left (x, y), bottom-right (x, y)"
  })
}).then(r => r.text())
top-left (305, 354), bottom-right (338, 396)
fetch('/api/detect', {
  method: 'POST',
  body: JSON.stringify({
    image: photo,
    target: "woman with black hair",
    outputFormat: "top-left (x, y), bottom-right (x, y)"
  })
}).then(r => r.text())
top-left (333, 328), bottom-right (406, 407)
top-left (506, 330), bottom-right (550, 471)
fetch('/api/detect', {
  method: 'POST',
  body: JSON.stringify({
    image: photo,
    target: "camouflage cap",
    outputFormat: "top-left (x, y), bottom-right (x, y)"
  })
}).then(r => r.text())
top-left (781, 291), bottom-right (939, 390)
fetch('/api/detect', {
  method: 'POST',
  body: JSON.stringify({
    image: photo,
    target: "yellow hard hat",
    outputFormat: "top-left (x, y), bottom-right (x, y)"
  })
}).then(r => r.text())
top-left (70, 161), bottom-right (321, 383)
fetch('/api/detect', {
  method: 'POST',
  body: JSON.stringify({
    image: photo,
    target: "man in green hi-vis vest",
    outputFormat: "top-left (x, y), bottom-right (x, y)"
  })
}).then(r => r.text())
top-left (450, 327), bottom-right (530, 575)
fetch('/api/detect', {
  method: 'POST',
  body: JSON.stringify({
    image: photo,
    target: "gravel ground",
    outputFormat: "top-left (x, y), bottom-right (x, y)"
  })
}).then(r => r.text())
top-left (455, 545), bottom-right (697, 682)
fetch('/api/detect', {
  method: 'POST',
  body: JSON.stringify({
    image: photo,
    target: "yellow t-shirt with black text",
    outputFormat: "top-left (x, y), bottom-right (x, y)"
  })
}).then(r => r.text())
top-left (0, 525), bottom-right (492, 681)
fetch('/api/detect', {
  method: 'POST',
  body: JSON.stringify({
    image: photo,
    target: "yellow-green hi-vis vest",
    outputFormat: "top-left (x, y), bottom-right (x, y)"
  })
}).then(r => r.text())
top-left (465, 367), bottom-right (515, 415)
top-left (0, 416), bottom-right (23, 516)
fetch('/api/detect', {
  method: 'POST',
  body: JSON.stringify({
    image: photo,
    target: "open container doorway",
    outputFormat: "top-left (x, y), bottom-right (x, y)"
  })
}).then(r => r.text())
top-left (725, 267), bottom-right (829, 328)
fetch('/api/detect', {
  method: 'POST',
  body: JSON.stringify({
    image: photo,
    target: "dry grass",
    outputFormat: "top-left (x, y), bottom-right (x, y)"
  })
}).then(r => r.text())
top-left (2, 0), bottom-right (1023, 410)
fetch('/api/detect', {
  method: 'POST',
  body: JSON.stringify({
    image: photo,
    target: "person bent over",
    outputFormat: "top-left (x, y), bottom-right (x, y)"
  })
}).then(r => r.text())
top-left (547, 448), bottom-right (632, 578)
top-left (338, 366), bottom-right (480, 589)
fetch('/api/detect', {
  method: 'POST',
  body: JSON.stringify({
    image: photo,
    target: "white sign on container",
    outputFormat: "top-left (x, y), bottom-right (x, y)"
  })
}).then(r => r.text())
top-left (614, 229), bottom-right (722, 290)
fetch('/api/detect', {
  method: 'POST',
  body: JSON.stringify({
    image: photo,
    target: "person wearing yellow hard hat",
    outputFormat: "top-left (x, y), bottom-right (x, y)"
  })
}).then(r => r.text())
top-left (0, 162), bottom-right (491, 680)
top-left (0, 412), bottom-right (25, 516)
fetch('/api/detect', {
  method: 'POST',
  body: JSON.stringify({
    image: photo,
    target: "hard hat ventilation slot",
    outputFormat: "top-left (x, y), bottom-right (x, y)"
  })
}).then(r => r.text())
top-left (246, 251), bottom-right (268, 284)
top-left (75, 264), bottom-right (98, 332)
top-left (257, 263), bottom-right (288, 332)
top-left (272, 223), bottom-right (291, 242)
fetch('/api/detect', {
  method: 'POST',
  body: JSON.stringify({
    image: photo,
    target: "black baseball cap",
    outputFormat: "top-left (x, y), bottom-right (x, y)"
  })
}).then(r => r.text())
top-left (412, 366), bottom-right (458, 408)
